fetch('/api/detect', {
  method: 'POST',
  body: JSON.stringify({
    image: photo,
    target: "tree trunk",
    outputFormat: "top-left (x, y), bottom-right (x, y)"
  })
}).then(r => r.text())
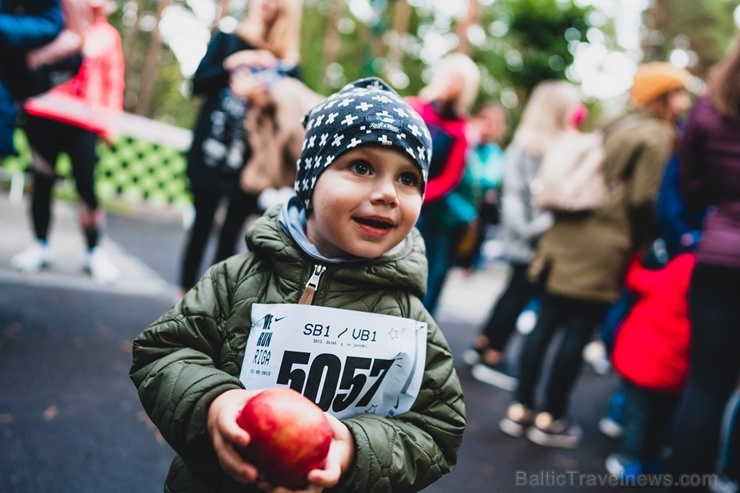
top-left (121, 0), bottom-right (142, 112)
top-left (385, 0), bottom-right (412, 80)
top-left (321, 0), bottom-right (345, 84)
top-left (641, 0), bottom-right (667, 62)
top-left (134, 0), bottom-right (171, 117)
top-left (454, 0), bottom-right (481, 56)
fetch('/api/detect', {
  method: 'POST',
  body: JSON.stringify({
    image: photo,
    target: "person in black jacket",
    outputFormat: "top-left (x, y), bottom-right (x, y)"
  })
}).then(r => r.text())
top-left (179, 0), bottom-right (303, 293)
top-left (0, 0), bottom-right (63, 157)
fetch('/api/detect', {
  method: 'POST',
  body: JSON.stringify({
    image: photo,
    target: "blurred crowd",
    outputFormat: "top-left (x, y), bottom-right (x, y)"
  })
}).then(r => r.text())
top-left (444, 41), bottom-right (740, 493)
top-left (2, 0), bottom-right (739, 492)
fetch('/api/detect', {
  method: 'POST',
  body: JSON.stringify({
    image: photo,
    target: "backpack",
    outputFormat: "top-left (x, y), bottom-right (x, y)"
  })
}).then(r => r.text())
top-left (530, 130), bottom-right (609, 212)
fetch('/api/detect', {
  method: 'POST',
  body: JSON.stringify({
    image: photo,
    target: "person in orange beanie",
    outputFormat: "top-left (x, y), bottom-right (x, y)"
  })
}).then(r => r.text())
top-left (629, 62), bottom-right (691, 112)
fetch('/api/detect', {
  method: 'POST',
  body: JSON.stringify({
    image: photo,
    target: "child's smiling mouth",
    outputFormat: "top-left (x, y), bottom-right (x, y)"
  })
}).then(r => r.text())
top-left (354, 217), bottom-right (393, 230)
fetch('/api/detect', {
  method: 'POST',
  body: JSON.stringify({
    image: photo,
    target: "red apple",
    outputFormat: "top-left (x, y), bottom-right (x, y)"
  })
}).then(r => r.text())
top-left (236, 387), bottom-right (332, 489)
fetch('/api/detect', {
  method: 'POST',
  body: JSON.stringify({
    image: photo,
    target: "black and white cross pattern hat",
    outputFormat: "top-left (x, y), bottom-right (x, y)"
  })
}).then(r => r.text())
top-left (294, 77), bottom-right (432, 210)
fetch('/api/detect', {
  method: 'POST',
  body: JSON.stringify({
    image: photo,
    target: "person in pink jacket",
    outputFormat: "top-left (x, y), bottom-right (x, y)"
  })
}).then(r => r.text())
top-left (11, 0), bottom-right (124, 284)
top-left (605, 253), bottom-right (695, 479)
top-left (406, 53), bottom-right (480, 316)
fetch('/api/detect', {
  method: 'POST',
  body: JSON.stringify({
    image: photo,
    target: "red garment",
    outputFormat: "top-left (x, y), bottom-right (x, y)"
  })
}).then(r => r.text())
top-left (24, 16), bottom-right (124, 138)
top-left (406, 97), bottom-right (468, 204)
top-left (55, 17), bottom-right (124, 111)
top-left (612, 253), bottom-right (695, 392)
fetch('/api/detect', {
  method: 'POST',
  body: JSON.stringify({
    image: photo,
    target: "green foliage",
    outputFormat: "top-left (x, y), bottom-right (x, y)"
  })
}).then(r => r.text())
top-left (149, 49), bottom-right (199, 128)
top-left (300, 0), bottom-right (594, 116)
top-left (108, 0), bottom-right (740, 132)
top-left (107, 0), bottom-right (602, 128)
top-left (503, 0), bottom-right (591, 91)
top-left (642, 0), bottom-right (740, 78)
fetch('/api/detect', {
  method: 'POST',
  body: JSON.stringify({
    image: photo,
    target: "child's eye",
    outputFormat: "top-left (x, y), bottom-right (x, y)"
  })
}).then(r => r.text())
top-left (349, 160), bottom-right (371, 175)
top-left (398, 172), bottom-right (421, 188)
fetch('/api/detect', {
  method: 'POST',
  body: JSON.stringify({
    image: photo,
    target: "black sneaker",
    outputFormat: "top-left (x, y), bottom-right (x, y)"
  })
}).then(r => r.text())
top-left (471, 360), bottom-right (519, 391)
top-left (499, 402), bottom-right (533, 438)
top-left (525, 412), bottom-right (583, 449)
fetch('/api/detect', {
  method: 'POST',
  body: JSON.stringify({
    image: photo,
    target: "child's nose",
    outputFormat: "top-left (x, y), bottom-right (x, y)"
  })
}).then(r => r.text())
top-left (372, 178), bottom-right (399, 205)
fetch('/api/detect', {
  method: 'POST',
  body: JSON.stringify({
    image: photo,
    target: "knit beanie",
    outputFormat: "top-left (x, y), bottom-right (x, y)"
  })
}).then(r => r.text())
top-left (294, 77), bottom-right (432, 210)
top-left (630, 62), bottom-right (690, 107)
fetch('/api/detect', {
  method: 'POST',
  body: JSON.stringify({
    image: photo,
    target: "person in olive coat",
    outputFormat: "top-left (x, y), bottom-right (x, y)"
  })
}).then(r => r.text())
top-left (499, 63), bottom-right (692, 449)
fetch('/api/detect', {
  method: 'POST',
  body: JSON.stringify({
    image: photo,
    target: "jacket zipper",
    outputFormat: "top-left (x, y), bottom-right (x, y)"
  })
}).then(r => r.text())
top-left (298, 264), bottom-right (326, 305)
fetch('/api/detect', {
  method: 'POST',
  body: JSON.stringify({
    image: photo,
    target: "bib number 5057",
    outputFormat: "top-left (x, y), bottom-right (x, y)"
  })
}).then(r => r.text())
top-left (276, 350), bottom-right (394, 413)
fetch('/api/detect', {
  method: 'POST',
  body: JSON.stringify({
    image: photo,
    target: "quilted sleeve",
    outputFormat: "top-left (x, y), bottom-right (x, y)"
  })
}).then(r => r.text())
top-left (331, 301), bottom-right (465, 493)
top-left (129, 263), bottom-right (244, 477)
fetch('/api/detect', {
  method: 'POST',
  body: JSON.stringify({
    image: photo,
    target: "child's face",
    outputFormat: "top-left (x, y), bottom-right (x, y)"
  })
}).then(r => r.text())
top-left (475, 107), bottom-right (507, 144)
top-left (306, 146), bottom-right (424, 259)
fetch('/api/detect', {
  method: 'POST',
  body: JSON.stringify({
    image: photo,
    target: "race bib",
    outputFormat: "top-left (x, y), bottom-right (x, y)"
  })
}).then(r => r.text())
top-left (239, 304), bottom-right (428, 420)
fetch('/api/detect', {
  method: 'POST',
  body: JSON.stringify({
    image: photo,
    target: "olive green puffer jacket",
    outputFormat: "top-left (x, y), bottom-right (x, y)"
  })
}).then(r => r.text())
top-left (130, 205), bottom-right (466, 493)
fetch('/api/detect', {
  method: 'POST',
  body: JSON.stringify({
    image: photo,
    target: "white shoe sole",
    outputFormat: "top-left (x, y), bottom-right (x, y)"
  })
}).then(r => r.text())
top-left (11, 261), bottom-right (51, 273)
top-left (525, 426), bottom-right (582, 449)
top-left (598, 417), bottom-right (624, 439)
top-left (604, 454), bottom-right (632, 476)
top-left (10, 256), bottom-right (53, 273)
top-left (471, 364), bottom-right (519, 391)
top-left (499, 418), bottom-right (527, 438)
top-left (85, 267), bottom-right (120, 285)
top-left (461, 348), bottom-right (481, 366)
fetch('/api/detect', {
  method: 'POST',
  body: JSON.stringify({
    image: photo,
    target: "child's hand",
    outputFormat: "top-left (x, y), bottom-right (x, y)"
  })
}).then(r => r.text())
top-left (209, 391), bottom-right (355, 491)
top-left (305, 414), bottom-right (356, 488)
top-left (250, 413), bottom-right (356, 493)
top-left (207, 388), bottom-right (262, 484)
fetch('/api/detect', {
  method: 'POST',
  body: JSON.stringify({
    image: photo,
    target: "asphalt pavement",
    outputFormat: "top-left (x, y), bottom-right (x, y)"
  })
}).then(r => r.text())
top-left (0, 188), bottom-right (657, 493)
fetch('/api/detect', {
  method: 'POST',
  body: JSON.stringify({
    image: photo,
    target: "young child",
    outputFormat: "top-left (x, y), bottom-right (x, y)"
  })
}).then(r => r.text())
top-left (605, 252), bottom-right (695, 478)
top-left (130, 77), bottom-right (465, 493)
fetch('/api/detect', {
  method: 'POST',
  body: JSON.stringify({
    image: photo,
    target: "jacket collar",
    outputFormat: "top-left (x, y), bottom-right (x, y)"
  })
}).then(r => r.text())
top-left (247, 200), bottom-right (429, 299)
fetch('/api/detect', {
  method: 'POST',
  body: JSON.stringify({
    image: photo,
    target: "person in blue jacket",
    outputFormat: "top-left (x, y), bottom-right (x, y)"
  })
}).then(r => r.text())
top-left (0, 0), bottom-right (63, 157)
top-left (656, 154), bottom-right (706, 257)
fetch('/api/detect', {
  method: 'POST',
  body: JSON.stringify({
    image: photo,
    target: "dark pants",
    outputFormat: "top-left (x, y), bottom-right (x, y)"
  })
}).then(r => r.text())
top-left (481, 262), bottom-right (540, 351)
top-left (415, 210), bottom-right (456, 316)
top-left (180, 186), bottom-right (258, 291)
top-left (719, 390), bottom-right (740, 482)
top-left (515, 293), bottom-right (608, 418)
top-left (669, 263), bottom-right (740, 491)
top-left (455, 197), bottom-right (499, 269)
top-left (621, 380), bottom-right (679, 466)
top-left (23, 116), bottom-right (100, 248)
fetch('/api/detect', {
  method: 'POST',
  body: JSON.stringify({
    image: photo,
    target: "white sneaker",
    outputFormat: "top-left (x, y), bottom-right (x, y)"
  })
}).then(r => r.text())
top-left (583, 340), bottom-right (611, 375)
top-left (461, 347), bottom-right (482, 366)
top-left (11, 241), bottom-right (54, 273)
top-left (85, 247), bottom-right (120, 285)
top-left (516, 310), bottom-right (537, 335)
top-left (598, 416), bottom-right (624, 440)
